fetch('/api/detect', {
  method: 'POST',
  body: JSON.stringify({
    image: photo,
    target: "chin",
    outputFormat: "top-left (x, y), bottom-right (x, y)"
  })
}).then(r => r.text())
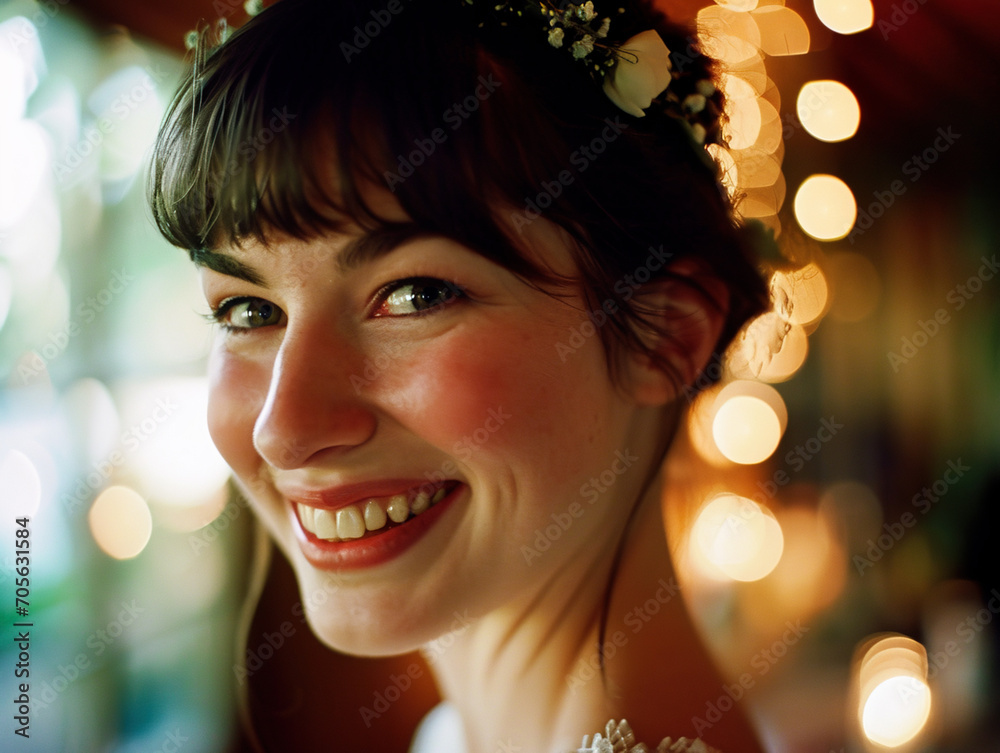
top-left (290, 561), bottom-right (438, 658)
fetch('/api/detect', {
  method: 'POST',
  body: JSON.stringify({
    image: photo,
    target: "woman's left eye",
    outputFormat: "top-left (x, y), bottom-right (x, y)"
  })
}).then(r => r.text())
top-left (371, 277), bottom-right (465, 317)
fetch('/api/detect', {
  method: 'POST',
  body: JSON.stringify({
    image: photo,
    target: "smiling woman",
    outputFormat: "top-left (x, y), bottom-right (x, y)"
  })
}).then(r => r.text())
top-left (148, 1), bottom-right (772, 751)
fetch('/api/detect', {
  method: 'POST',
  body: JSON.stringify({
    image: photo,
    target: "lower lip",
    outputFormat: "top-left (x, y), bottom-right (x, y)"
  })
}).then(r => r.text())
top-left (291, 484), bottom-right (464, 570)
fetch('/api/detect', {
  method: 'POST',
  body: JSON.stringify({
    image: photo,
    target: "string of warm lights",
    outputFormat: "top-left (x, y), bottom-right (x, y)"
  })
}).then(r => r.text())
top-left (683, 3), bottom-right (937, 749)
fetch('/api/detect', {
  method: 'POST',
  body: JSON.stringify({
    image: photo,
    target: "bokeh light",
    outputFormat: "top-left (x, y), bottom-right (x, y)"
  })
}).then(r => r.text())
top-left (0, 449), bottom-right (42, 518)
top-left (731, 145), bottom-right (782, 189)
top-left (814, 0), bottom-right (875, 35)
top-left (687, 384), bottom-right (733, 467)
top-left (771, 262), bottom-right (830, 327)
top-left (0, 17), bottom-right (44, 122)
top-left (758, 322), bottom-right (808, 382)
top-left (733, 312), bottom-right (809, 382)
top-left (696, 3), bottom-right (790, 232)
top-left (87, 65), bottom-right (165, 186)
top-left (739, 177), bottom-right (787, 221)
top-left (797, 80), bottom-right (861, 142)
top-left (0, 119), bottom-right (50, 229)
top-left (121, 378), bottom-right (231, 510)
top-left (751, 98), bottom-right (783, 153)
top-left (0, 45), bottom-right (29, 122)
top-left (692, 493), bottom-right (784, 581)
top-left (61, 378), bottom-right (121, 468)
top-left (88, 485), bottom-right (153, 559)
top-left (863, 676), bottom-right (932, 746)
top-left (751, 6), bottom-right (810, 56)
top-left (713, 397), bottom-right (781, 464)
top-left (857, 635), bottom-right (933, 747)
top-left (721, 73), bottom-right (762, 150)
top-left (697, 6), bottom-right (761, 65)
top-left (712, 380), bottom-right (787, 464)
top-left (794, 174), bottom-right (858, 241)
top-left (2, 188), bottom-right (62, 284)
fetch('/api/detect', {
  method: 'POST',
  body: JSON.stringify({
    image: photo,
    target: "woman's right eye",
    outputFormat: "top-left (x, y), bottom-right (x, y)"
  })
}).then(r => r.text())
top-left (209, 297), bottom-right (286, 333)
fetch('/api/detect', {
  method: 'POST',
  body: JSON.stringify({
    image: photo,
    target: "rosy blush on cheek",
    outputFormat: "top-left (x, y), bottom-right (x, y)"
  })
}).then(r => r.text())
top-left (369, 317), bottom-right (609, 482)
top-left (373, 331), bottom-right (519, 452)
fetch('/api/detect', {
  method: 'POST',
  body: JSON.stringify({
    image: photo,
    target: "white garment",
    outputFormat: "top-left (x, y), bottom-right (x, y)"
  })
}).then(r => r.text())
top-left (408, 704), bottom-right (718, 753)
top-left (409, 702), bottom-right (467, 753)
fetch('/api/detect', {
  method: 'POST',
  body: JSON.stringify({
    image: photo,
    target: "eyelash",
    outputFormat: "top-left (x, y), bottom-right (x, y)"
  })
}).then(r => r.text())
top-left (206, 277), bottom-right (466, 334)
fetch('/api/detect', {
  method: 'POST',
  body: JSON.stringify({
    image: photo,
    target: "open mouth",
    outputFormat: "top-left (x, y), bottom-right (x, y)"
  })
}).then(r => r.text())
top-left (294, 480), bottom-right (460, 544)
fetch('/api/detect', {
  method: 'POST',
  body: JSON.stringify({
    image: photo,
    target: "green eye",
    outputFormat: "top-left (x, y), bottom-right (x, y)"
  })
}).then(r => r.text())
top-left (211, 297), bottom-right (285, 332)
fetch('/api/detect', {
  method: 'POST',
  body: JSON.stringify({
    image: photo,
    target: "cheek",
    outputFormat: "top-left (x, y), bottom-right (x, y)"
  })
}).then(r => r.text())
top-left (376, 330), bottom-right (519, 452)
top-left (206, 348), bottom-right (269, 482)
top-left (372, 318), bottom-right (617, 476)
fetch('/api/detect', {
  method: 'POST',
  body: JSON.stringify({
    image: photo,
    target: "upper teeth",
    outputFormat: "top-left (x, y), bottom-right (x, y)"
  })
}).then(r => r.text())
top-left (298, 486), bottom-right (449, 542)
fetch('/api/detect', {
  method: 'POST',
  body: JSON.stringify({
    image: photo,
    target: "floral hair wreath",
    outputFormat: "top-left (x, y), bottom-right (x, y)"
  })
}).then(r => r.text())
top-left (186, 1), bottom-right (719, 145)
top-left (462, 0), bottom-right (721, 145)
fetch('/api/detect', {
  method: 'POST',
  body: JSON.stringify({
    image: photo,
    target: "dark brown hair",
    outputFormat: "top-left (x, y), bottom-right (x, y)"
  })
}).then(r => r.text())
top-left (148, 0), bottom-right (768, 390)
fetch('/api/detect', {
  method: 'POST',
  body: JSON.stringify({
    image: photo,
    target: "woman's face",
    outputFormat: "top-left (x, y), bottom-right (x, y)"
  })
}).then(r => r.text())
top-left (200, 190), bottom-right (656, 655)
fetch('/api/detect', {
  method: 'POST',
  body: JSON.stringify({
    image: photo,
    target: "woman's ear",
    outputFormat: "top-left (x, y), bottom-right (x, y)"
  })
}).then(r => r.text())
top-left (622, 258), bottom-right (730, 406)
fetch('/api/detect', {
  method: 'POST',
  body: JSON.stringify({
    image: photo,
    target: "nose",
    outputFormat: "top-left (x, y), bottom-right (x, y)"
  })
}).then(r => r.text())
top-left (253, 325), bottom-right (377, 469)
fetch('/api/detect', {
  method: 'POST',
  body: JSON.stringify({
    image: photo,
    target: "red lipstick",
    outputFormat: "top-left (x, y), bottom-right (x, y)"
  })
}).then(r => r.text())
top-left (288, 480), bottom-right (464, 570)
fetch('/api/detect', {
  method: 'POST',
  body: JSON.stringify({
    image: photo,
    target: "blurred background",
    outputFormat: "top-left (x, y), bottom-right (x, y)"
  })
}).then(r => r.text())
top-left (0, 0), bottom-right (996, 751)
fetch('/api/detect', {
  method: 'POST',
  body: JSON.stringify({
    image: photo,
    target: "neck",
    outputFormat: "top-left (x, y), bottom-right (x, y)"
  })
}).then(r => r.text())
top-left (424, 471), bottom-right (666, 753)
top-left (419, 472), bottom-right (766, 753)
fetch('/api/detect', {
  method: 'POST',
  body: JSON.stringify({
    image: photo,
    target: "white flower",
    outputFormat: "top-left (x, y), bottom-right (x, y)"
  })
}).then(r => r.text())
top-left (575, 1), bottom-right (597, 21)
top-left (682, 93), bottom-right (706, 114)
top-left (602, 30), bottom-right (673, 118)
top-left (548, 27), bottom-right (565, 48)
top-left (571, 34), bottom-right (595, 59)
top-left (596, 17), bottom-right (610, 38)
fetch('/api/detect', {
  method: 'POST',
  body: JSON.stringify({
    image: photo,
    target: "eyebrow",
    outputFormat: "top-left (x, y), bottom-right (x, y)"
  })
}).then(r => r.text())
top-left (336, 223), bottom-right (431, 272)
top-left (189, 247), bottom-right (266, 285)
top-left (189, 223), bottom-right (434, 284)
